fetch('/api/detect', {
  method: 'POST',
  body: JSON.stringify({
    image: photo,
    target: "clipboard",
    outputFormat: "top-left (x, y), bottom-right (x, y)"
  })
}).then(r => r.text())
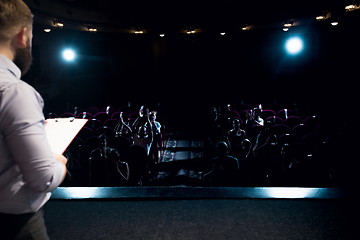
top-left (45, 118), bottom-right (88, 154)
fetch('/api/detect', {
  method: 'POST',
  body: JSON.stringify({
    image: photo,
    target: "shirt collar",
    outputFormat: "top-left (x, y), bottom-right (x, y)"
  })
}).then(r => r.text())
top-left (0, 54), bottom-right (21, 79)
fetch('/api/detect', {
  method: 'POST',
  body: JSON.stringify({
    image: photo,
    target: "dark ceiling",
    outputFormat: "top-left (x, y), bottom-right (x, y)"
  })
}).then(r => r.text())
top-left (48, 0), bottom-right (350, 29)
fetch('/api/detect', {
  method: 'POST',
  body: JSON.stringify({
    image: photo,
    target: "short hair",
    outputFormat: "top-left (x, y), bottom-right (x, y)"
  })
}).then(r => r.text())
top-left (0, 0), bottom-right (33, 43)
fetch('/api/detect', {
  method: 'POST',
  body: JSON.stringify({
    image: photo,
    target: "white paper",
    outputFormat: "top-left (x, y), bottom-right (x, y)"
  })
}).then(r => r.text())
top-left (45, 118), bottom-right (88, 154)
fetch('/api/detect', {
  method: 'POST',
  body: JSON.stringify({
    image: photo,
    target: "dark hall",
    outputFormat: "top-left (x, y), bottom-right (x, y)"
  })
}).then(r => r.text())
top-left (0, 0), bottom-right (356, 239)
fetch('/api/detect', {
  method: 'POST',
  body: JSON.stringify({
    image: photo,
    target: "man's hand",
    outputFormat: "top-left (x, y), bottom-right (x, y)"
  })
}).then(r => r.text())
top-left (53, 152), bottom-right (67, 165)
top-left (53, 153), bottom-right (68, 183)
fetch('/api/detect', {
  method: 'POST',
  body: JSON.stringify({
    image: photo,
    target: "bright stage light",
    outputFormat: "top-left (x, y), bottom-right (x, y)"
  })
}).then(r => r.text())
top-left (62, 49), bottom-right (76, 61)
top-left (285, 37), bottom-right (303, 55)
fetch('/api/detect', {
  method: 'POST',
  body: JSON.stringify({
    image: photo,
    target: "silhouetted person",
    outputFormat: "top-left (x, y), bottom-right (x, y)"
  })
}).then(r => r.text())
top-left (203, 141), bottom-right (239, 186)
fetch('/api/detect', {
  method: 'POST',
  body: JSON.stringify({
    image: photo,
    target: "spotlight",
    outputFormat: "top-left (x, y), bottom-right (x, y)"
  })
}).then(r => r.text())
top-left (44, 28), bottom-right (51, 33)
top-left (62, 49), bottom-right (76, 61)
top-left (285, 36), bottom-right (303, 55)
top-left (283, 27), bottom-right (289, 32)
top-left (220, 32), bottom-right (226, 35)
top-left (159, 33), bottom-right (165, 37)
top-left (331, 21), bottom-right (339, 26)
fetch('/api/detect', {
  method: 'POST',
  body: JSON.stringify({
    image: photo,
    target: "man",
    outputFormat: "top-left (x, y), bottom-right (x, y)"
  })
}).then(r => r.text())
top-left (0, 1), bottom-right (67, 239)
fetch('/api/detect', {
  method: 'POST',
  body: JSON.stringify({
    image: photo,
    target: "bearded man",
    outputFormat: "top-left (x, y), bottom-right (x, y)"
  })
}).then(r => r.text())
top-left (0, 1), bottom-right (67, 239)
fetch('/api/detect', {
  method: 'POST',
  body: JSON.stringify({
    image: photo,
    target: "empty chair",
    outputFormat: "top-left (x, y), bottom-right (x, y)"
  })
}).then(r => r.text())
top-left (85, 106), bottom-right (100, 115)
top-left (260, 109), bottom-right (276, 121)
top-left (237, 104), bottom-right (253, 113)
top-left (73, 106), bottom-right (84, 116)
top-left (265, 116), bottom-right (283, 125)
top-left (284, 116), bottom-right (303, 130)
top-left (101, 106), bottom-right (116, 116)
top-left (301, 133), bottom-right (323, 151)
top-left (278, 133), bottom-right (300, 145)
top-left (68, 137), bottom-right (83, 151)
top-left (304, 116), bottom-right (322, 130)
top-left (60, 112), bottom-right (75, 118)
top-left (83, 136), bottom-right (99, 149)
top-left (272, 124), bottom-right (291, 137)
top-left (70, 145), bottom-right (93, 164)
top-left (292, 124), bottom-right (312, 139)
top-left (118, 106), bottom-right (132, 114)
top-left (314, 124), bottom-right (332, 139)
top-left (94, 112), bottom-right (110, 123)
top-left (103, 119), bottom-right (119, 129)
top-left (277, 108), bottom-right (295, 121)
top-left (227, 110), bottom-right (240, 118)
top-left (94, 126), bottom-right (114, 138)
top-left (85, 119), bottom-right (102, 131)
top-left (77, 127), bottom-right (94, 141)
top-left (76, 112), bottom-right (93, 119)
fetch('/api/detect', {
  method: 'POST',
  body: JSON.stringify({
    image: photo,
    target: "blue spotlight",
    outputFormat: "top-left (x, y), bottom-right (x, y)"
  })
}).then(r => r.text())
top-left (62, 49), bottom-right (76, 61)
top-left (285, 37), bottom-right (303, 55)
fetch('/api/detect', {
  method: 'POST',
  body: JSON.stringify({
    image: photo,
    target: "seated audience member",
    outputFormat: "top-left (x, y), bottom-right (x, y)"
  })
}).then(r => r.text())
top-left (245, 107), bottom-right (264, 128)
top-left (147, 111), bottom-right (161, 164)
top-left (267, 143), bottom-right (300, 184)
top-left (253, 119), bottom-right (278, 155)
top-left (203, 141), bottom-right (240, 186)
top-left (132, 106), bottom-right (154, 156)
top-left (90, 134), bottom-right (129, 186)
top-left (208, 107), bottom-right (229, 147)
top-left (228, 118), bottom-right (246, 137)
top-left (114, 112), bottom-right (133, 144)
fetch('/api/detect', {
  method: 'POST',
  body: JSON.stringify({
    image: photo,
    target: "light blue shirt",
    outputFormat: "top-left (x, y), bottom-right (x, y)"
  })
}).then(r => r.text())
top-left (0, 54), bottom-right (65, 214)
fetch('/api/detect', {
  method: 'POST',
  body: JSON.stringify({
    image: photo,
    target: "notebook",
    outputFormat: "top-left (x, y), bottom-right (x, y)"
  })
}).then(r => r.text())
top-left (45, 118), bottom-right (88, 154)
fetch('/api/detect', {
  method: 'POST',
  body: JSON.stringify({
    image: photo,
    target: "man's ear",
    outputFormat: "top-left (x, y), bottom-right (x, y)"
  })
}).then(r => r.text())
top-left (14, 27), bottom-right (28, 48)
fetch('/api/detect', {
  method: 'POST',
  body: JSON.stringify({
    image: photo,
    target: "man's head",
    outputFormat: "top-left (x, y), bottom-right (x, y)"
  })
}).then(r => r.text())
top-left (0, 0), bottom-right (33, 75)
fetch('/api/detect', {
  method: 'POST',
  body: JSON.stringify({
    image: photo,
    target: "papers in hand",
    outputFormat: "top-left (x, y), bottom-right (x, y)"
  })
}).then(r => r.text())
top-left (45, 118), bottom-right (88, 154)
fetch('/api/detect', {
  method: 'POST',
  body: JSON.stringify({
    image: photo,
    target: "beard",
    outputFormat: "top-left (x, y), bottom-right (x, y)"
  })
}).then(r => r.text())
top-left (13, 39), bottom-right (32, 77)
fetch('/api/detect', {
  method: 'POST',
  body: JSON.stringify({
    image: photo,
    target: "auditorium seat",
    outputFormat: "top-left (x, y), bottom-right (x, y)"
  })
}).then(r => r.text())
top-left (60, 112), bottom-right (75, 118)
top-left (85, 119), bottom-right (102, 131)
top-left (292, 124), bottom-right (312, 139)
top-left (277, 108), bottom-right (295, 121)
top-left (265, 116), bottom-right (283, 125)
top-left (284, 116), bottom-right (303, 130)
top-left (260, 109), bottom-right (276, 121)
top-left (103, 119), bottom-right (119, 130)
top-left (272, 124), bottom-right (291, 137)
top-left (301, 133), bottom-right (322, 151)
top-left (85, 106), bottom-right (100, 115)
top-left (278, 134), bottom-right (300, 145)
top-left (76, 112), bottom-right (93, 119)
top-left (94, 112), bottom-right (110, 123)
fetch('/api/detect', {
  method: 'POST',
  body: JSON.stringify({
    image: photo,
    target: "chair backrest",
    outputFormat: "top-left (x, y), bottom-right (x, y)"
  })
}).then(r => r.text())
top-left (70, 145), bottom-right (93, 164)
top-left (84, 136), bottom-right (99, 149)
top-left (265, 116), bottom-right (283, 125)
top-left (76, 112), bottom-right (93, 119)
top-left (272, 124), bottom-right (291, 137)
top-left (277, 108), bottom-right (295, 121)
top-left (284, 116), bottom-right (303, 130)
top-left (85, 106), bottom-right (100, 115)
top-left (94, 126), bottom-right (114, 138)
top-left (292, 124), bottom-right (312, 139)
top-left (301, 133), bottom-right (323, 150)
top-left (85, 119), bottom-right (102, 131)
top-left (101, 106), bottom-right (116, 116)
top-left (278, 133), bottom-right (300, 145)
top-left (60, 112), bottom-right (75, 118)
top-left (103, 119), bottom-right (119, 129)
top-left (260, 109), bottom-right (276, 121)
top-left (77, 127), bottom-right (94, 141)
top-left (94, 112), bottom-right (110, 123)
top-left (304, 116), bottom-right (321, 130)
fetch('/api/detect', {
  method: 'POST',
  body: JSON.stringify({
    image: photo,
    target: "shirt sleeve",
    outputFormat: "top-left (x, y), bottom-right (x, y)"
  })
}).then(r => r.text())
top-left (0, 82), bottom-right (65, 192)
